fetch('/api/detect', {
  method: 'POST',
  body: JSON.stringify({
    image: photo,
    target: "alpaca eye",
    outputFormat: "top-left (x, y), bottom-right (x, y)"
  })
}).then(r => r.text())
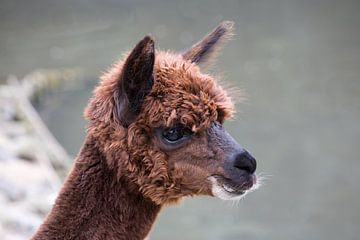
top-left (162, 125), bottom-right (193, 143)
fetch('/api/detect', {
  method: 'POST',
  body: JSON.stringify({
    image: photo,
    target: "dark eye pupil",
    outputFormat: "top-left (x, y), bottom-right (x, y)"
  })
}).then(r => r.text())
top-left (163, 126), bottom-right (192, 142)
top-left (164, 128), bottom-right (181, 141)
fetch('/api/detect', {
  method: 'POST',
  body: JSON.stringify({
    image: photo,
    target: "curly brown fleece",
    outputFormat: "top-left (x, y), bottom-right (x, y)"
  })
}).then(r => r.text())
top-left (33, 21), bottom-right (237, 240)
top-left (85, 50), bottom-right (234, 204)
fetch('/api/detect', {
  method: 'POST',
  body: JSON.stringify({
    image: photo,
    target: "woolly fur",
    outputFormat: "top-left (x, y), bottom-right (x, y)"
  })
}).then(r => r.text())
top-left (85, 51), bottom-right (234, 204)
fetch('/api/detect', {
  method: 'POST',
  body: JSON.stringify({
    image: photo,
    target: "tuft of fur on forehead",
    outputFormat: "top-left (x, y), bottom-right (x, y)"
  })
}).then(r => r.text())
top-left (84, 50), bottom-right (235, 204)
top-left (85, 51), bottom-right (234, 127)
top-left (145, 51), bottom-right (234, 130)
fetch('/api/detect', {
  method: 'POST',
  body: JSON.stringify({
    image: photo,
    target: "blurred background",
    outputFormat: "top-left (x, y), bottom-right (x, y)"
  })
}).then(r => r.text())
top-left (1, 0), bottom-right (359, 239)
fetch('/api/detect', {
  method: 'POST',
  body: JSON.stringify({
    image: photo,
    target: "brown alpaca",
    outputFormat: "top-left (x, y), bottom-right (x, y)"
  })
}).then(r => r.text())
top-left (33, 21), bottom-right (258, 240)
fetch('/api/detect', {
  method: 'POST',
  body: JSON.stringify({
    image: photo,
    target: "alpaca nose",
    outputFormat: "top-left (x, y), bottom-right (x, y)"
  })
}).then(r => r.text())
top-left (233, 151), bottom-right (257, 174)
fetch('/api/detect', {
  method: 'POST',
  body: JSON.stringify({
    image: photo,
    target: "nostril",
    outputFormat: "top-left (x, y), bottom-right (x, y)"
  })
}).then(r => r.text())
top-left (233, 151), bottom-right (257, 174)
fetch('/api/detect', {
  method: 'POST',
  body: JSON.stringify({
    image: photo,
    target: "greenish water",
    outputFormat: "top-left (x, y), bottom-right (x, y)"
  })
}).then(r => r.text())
top-left (2, 0), bottom-right (360, 239)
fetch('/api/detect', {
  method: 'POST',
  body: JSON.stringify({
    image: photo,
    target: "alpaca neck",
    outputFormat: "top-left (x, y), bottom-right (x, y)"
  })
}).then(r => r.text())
top-left (32, 136), bottom-right (161, 240)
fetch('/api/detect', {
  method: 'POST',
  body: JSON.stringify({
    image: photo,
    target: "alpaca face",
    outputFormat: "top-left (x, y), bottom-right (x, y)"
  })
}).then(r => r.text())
top-left (85, 22), bottom-right (258, 204)
top-left (153, 121), bottom-right (257, 201)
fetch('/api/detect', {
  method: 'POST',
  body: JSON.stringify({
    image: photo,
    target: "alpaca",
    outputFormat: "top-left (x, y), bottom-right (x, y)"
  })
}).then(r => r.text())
top-left (32, 21), bottom-right (258, 240)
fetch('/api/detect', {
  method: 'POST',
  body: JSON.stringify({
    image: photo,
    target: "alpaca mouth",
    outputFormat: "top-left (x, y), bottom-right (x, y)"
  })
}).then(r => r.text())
top-left (208, 174), bottom-right (258, 200)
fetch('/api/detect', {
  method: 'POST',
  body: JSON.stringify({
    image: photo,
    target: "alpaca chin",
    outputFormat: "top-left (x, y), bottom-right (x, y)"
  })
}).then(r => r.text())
top-left (208, 175), bottom-right (261, 201)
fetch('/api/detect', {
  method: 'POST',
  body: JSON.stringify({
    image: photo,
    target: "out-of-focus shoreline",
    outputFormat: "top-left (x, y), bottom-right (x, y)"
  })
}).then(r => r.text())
top-left (0, 69), bottom-right (80, 240)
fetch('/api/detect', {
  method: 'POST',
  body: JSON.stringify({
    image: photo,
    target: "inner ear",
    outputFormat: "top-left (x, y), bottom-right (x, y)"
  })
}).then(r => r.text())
top-left (116, 36), bottom-right (155, 127)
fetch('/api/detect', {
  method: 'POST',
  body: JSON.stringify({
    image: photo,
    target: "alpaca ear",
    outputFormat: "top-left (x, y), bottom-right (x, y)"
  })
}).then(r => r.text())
top-left (116, 36), bottom-right (155, 127)
top-left (182, 21), bottom-right (234, 64)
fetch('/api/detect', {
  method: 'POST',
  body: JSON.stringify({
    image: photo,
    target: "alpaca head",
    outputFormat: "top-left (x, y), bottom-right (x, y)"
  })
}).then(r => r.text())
top-left (85, 21), bottom-right (258, 205)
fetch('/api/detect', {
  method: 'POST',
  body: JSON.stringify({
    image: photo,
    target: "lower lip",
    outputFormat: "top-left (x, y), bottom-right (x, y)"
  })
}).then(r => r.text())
top-left (223, 185), bottom-right (244, 195)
